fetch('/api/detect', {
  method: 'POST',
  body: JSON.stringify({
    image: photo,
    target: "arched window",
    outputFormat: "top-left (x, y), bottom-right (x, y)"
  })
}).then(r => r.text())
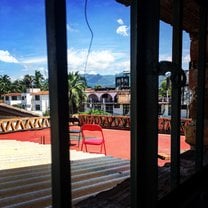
top-left (100, 93), bottom-right (113, 103)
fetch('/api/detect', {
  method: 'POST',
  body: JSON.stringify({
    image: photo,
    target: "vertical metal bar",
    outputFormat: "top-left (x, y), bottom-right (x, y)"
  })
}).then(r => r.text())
top-left (131, 0), bottom-right (159, 207)
top-left (170, 0), bottom-right (183, 189)
top-left (45, 0), bottom-right (71, 207)
top-left (195, 6), bottom-right (207, 170)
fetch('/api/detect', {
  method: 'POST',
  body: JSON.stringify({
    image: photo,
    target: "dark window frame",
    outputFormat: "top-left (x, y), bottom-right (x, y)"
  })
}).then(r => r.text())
top-left (11, 96), bottom-right (17, 100)
top-left (45, 0), bottom-right (208, 207)
top-left (35, 95), bottom-right (40, 100)
top-left (35, 104), bottom-right (41, 111)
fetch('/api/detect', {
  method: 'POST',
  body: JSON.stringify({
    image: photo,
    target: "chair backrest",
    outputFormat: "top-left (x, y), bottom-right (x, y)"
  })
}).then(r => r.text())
top-left (81, 124), bottom-right (104, 141)
top-left (81, 124), bottom-right (102, 132)
top-left (69, 117), bottom-right (80, 126)
top-left (81, 124), bottom-right (106, 154)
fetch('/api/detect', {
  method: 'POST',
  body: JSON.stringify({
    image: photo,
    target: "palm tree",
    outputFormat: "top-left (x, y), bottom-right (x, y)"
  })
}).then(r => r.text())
top-left (68, 71), bottom-right (86, 115)
top-left (23, 74), bottom-right (34, 89)
top-left (34, 70), bottom-right (44, 89)
top-left (159, 78), bottom-right (171, 102)
top-left (0, 75), bottom-right (12, 96)
top-left (41, 78), bottom-right (49, 91)
top-left (159, 79), bottom-right (170, 95)
top-left (11, 80), bottom-right (26, 93)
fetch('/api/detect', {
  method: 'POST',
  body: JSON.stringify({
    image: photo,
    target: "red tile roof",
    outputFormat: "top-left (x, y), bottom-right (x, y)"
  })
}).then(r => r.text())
top-left (31, 91), bottom-right (49, 95)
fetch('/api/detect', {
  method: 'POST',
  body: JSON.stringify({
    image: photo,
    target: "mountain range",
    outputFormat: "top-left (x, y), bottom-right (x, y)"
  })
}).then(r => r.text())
top-left (83, 74), bottom-right (116, 88)
top-left (82, 73), bottom-right (166, 88)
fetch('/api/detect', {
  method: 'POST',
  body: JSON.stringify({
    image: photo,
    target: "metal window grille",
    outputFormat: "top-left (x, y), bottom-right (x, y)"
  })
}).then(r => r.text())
top-left (44, 0), bottom-right (208, 207)
top-left (45, 0), bottom-right (71, 207)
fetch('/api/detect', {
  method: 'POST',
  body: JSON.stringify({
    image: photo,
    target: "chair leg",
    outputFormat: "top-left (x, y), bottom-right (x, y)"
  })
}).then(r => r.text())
top-left (85, 144), bottom-right (88, 152)
top-left (103, 143), bottom-right (106, 155)
top-left (78, 133), bottom-right (80, 147)
top-left (100, 145), bottom-right (103, 154)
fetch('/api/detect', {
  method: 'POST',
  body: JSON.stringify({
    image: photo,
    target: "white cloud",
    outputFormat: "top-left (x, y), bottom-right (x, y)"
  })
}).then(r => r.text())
top-left (115, 60), bottom-right (130, 71)
top-left (159, 54), bottom-right (172, 62)
top-left (20, 64), bottom-right (48, 79)
top-left (0, 50), bottom-right (18, 63)
top-left (159, 53), bottom-right (190, 65)
top-left (117, 18), bottom-right (124, 25)
top-left (67, 48), bottom-right (129, 75)
top-left (182, 54), bottom-right (190, 64)
top-left (67, 24), bottom-right (78, 32)
top-left (21, 56), bottom-right (47, 64)
top-left (116, 18), bottom-right (129, 37)
top-left (0, 48), bottom-right (128, 77)
top-left (116, 25), bottom-right (129, 37)
top-left (159, 53), bottom-right (190, 70)
top-left (88, 50), bottom-right (115, 69)
top-left (16, 56), bottom-right (48, 78)
top-left (182, 54), bottom-right (190, 70)
top-left (67, 49), bottom-right (86, 68)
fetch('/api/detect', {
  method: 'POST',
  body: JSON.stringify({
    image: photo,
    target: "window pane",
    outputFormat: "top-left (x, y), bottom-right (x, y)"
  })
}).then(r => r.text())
top-left (0, 1), bottom-right (52, 207)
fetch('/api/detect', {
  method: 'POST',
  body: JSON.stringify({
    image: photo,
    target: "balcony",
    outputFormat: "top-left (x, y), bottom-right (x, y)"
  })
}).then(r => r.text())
top-left (0, 116), bottom-right (195, 207)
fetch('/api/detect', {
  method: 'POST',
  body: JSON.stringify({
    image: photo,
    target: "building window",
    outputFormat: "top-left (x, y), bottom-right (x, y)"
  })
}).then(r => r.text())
top-left (35, 104), bottom-right (41, 111)
top-left (94, 105), bottom-right (101, 110)
top-left (116, 76), bottom-right (130, 88)
top-left (114, 104), bottom-right (120, 108)
top-left (123, 104), bottom-right (130, 115)
top-left (5, 96), bottom-right (9, 101)
top-left (101, 94), bottom-right (113, 103)
top-left (105, 104), bottom-right (113, 114)
top-left (35, 95), bottom-right (40, 100)
top-left (11, 96), bottom-right (17, 100)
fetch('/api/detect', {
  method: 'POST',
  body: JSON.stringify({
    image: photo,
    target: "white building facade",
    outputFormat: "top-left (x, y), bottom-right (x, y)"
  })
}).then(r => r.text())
top-left (3, 87), bottom-right (131, 116)
top-left (84, 88), bottom-right (130, 115)
top-left (3, 88), bottom-right (49, 116)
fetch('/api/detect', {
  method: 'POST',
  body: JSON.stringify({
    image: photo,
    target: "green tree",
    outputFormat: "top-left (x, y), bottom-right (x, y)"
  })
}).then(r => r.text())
top-left (0, 75), bottom-right (12, 96)
top-left (23, 74), bottom-right (34, 89)
top-left (159, 80), bottom-right (167, 97)
top-left (10, 79), bottom-right (26, 93)
top-left (41, 78), bottom-right (49, 91)
top-left (68, 71), bottom-right (86, 115)
top-left (34, 70), bottom-right (44, 89)
top-left (94, 84), bottom-right (102, 90)
top-left (159, 78), bottom-right (171, 100)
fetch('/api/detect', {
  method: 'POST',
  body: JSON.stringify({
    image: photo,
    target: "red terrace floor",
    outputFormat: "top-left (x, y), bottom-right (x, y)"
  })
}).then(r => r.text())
top-left (0, 128), bottom-right (190, 166)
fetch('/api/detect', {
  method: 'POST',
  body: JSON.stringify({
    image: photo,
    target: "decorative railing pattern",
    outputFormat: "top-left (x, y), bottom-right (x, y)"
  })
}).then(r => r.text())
top-left (0, 117), bottom-right (50, 133)
top-left (158, 117), bottom-right (192, 135)
top-left (78, 114), bottom-right (131, 130)
top-left (0, 115), bottom-right (192, 135)
top-left (78, 114), bottom-right (192, 135)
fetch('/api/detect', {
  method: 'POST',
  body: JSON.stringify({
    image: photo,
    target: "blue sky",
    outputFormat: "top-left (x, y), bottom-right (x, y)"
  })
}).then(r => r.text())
top-left (0, 0), bottom-right (190, 80)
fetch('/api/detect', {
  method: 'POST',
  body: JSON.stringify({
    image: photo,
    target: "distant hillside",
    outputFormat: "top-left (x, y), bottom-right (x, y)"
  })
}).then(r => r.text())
top-left (82, 74), bottom-right (115, 88)
top-left (81, 74), bottom-right (166, 88)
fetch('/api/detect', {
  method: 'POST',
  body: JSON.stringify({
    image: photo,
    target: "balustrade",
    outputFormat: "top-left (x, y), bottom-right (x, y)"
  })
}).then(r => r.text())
top-left (0, 115), bottom-right (191, 135)
top-left (78, 114), bottom-right (191, 134)
top-left (0, 117), bottom-right (50, 133)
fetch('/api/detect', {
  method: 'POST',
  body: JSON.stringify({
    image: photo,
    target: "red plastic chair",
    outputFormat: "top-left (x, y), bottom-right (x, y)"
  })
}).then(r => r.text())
top-left (81, 124), bottom-right (106, 155)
